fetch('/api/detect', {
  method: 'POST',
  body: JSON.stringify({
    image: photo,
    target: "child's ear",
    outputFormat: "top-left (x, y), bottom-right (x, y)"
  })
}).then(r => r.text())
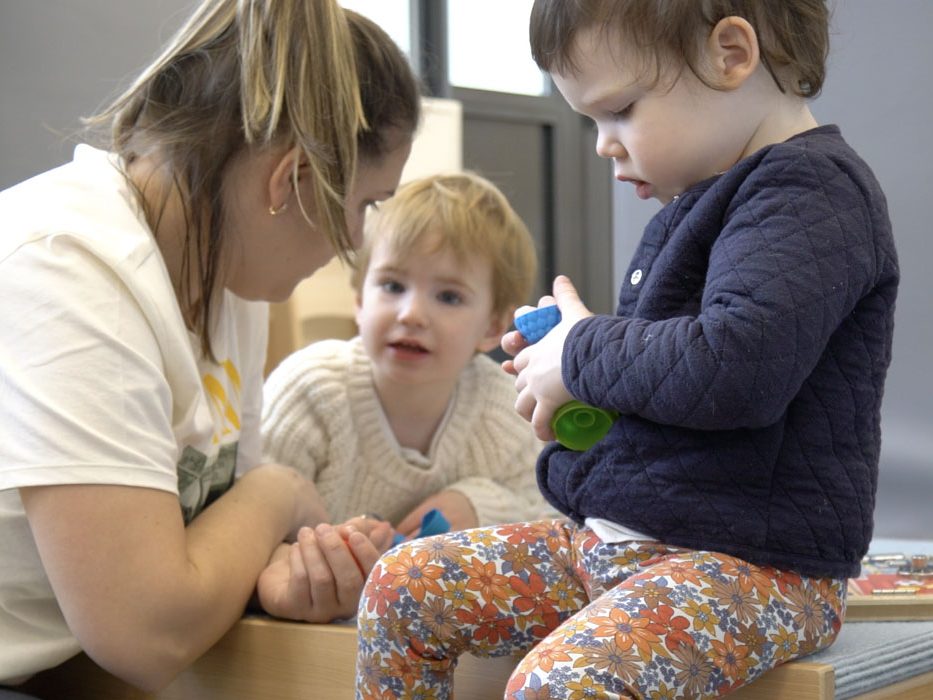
top-left (268, 146), bottom-right (302, 213)
top-left (706, 16), bottom-right (760, 90)
top-left (476, 309), bottom-right (512, 353)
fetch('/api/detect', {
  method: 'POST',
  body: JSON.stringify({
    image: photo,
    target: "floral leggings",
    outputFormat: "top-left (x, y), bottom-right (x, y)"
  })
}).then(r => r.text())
top-left (355, 519), bottom-right (846, 699)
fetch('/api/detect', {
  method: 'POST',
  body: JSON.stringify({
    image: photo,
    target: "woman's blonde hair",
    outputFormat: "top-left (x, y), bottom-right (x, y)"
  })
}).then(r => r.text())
top-left (346, 10), bottom-right (422, 163)
top-left (87, 0), bottom-right (364, 357)
top-left (352, 172), bottom-right (538, 317)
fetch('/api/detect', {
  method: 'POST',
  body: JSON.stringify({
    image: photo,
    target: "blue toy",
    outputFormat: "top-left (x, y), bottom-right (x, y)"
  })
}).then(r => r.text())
top-left (513, 304), bottom-right (562, 344)
top-left (391, 508), bottom-right (451, 546)
top-left (514, 306), bottom-right (618, 451)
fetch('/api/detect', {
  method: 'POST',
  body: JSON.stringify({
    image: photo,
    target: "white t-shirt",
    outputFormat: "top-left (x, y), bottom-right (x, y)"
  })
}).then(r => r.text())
top-left (0, 146), bottom-right (267, 683)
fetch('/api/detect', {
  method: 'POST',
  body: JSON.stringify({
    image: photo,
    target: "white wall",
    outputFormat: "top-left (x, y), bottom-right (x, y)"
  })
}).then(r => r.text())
top-left (611, 0), bottom-right (933, 539)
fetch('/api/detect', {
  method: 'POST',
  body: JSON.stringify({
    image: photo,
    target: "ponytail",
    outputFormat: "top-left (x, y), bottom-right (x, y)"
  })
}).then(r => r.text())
top-left (86, 0), bottom-right (364, 359)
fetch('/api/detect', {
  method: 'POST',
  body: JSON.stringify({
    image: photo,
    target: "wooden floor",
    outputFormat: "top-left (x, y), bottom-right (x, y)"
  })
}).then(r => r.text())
top-left (18, 617), bottom-right (933, 700)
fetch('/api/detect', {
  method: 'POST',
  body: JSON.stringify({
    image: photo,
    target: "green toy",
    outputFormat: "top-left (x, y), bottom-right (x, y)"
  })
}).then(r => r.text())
top-left (514, 306), bottom-right (618, 451)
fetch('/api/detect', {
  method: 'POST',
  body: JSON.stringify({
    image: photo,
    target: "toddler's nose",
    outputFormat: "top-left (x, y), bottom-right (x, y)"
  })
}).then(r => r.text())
top-left (398, 294), bottom-right (427, 326)
top-left (596, 128), bottom-right (627, 161)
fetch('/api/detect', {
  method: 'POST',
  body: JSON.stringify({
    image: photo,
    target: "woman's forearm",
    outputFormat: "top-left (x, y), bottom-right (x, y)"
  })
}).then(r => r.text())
top-left (21, 464), bottom-right (326, 691)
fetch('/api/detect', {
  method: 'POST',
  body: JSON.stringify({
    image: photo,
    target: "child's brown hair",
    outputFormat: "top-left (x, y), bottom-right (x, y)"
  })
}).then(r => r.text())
top-left (352, 172), bottom-right (538, 318)
top-left (530, 0), bottom-right (829, 98)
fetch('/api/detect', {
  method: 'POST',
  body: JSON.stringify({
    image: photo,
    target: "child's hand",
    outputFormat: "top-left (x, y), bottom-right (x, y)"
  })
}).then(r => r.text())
top-left (512, 276), bottom-right (593, 441)
top-left (395, 491), bottom-right (478, 540)
top-left (500, 299), bottom-right (554, 373)
top-left (256, 521), bottom-right (389, 623)
top-left (337, 514), bottom-right (396, 555)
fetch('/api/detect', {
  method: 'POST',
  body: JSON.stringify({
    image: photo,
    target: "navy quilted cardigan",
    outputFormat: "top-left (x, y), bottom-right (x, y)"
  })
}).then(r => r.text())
top-left (539, 125), bottom-right (898, 579)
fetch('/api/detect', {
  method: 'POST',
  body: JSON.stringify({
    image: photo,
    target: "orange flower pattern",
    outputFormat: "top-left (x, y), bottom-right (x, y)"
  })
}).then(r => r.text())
top-left (355, 520), bottom-right (845, 699)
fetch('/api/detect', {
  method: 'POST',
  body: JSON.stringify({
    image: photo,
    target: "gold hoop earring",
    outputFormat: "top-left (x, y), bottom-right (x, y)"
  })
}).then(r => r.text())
top-left (269, 202), bottom-right (288, 216)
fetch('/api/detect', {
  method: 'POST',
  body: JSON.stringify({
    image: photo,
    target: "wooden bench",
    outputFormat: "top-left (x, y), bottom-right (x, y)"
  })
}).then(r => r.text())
top-left (19, 616), bottom-right (933, 699)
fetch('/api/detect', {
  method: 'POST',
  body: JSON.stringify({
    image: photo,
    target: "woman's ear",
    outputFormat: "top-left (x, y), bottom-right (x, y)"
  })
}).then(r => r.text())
top-left (706, 16), bottom-right (760, 90)
top-left (267, 146), bottom-right (302, 214)
top-left (476, 309), bottom-right (512, 353)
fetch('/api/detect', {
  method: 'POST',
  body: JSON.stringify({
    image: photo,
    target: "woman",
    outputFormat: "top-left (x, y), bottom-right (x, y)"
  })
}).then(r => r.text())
top-left (0, 1), bottom-right (418, 693)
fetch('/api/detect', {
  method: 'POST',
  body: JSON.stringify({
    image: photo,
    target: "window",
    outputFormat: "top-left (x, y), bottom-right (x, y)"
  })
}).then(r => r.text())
top-left (339, 0), bottom-right (412, 59)
top-left (446, 0), bottom-right (547, 96)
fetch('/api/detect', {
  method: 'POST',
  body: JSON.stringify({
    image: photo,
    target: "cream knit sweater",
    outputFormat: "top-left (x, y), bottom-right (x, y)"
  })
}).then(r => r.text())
top-left (261, 337), bottom-right (553, 527)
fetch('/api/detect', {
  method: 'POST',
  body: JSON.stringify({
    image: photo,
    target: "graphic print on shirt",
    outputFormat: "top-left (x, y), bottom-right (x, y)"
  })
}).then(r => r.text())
top-left (177, 359), bottom-right (242, 523)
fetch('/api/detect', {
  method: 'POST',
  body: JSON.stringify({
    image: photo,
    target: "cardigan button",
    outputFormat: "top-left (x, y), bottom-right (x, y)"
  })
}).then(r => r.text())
top-left (630, 269), bottom-right (643, 285)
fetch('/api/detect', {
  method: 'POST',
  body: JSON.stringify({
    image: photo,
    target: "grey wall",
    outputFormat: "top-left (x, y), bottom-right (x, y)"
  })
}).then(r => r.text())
top-left (0, 0), bottom-right (195, 188)
top-left (612, 1), bottom-right (933, 540)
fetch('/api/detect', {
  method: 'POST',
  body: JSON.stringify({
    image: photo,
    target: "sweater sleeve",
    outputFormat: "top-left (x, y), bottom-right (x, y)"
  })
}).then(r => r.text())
top-left (445, 357), bottom-right (554, 525)
top-left (565, 147), bottom-right (880, 431)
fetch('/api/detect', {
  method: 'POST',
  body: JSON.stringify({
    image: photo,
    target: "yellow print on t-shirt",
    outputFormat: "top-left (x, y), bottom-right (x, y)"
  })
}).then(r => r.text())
top-left (203, 359), bottom-right (242, 444)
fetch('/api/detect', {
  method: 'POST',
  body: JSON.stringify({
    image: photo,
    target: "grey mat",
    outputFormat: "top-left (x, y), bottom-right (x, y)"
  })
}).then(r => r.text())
top-left (803, 620), bottom-right (933, 698)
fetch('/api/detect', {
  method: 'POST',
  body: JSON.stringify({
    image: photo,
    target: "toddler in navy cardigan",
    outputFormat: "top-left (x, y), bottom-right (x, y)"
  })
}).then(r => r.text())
top-left (356, 2), bottom-right (898, 698)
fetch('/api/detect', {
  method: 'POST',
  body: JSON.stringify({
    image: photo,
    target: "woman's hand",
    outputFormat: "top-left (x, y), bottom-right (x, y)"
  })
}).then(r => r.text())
top-left (395, 490), bottom-right (478, 540)
top-left (257, 518), bottom-right (392, 623)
